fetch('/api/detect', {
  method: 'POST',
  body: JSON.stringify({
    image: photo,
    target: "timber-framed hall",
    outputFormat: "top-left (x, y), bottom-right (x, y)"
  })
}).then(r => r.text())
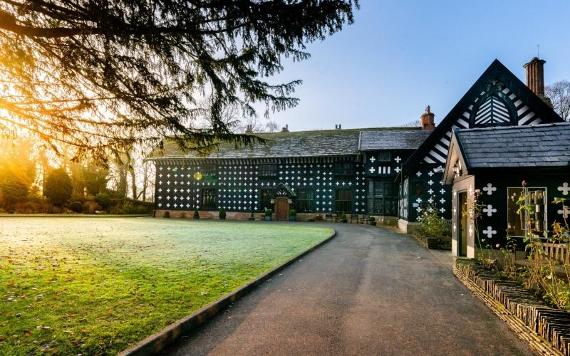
top-left (151, 57), bottom-right (569, 258)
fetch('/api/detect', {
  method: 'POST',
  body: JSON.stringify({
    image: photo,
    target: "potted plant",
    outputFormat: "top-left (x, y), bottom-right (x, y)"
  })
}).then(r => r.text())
top-left (193, 209), bottom-right (200, 220)
top-left (339, 212), bottom-right (348, 223)
top-left (264, 208), bottom-right (272, 221)
top-left (368, 216), bottom-right (376, 225)
top-left (219, 208), bottom-right (226, 220)
top-left (289, 209), bottom-right (297, 222)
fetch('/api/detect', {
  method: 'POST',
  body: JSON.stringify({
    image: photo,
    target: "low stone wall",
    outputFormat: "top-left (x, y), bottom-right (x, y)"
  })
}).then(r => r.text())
top-left (154, 210), bottom-right (329, 222)
top-left (454, 261), bottom-right (570, 356)
top-left (154, 210), bottom-right (261, 220)
top-left (372, 215), bottom-right (398, 226)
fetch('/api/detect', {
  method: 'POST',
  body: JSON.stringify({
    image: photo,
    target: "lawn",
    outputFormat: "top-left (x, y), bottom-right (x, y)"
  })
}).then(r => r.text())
top-left (0, 217), bottom-right (333, 355)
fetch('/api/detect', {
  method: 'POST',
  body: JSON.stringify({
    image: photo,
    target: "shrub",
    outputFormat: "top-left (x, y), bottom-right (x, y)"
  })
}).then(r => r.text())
top-left (416, 207), bottom-right (451, 238)
top-left (95, 192), bottom-right (112, 210)
top-left (13, 200), bottom-right (50, 214)
top-left (44, 168), bottom-right (73, 207)
top-left (288, 208), bottom-right (297, 221)
top-left (219, 208), bottom-right (226, 220)
top-left (83, 200), bottom-right (102, 214)
top-left (193, 210), bottom-right (200, 220)
top-left (120, 203), bottom-right (152, 215)
top-left (69, 201), bottom-right (83, 213)
top-left (0, 177), bottom-right (28, 211)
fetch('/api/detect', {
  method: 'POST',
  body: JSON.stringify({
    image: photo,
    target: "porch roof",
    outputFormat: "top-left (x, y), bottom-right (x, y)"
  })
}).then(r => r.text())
top-left (455, 123), bottom-right (570, 169)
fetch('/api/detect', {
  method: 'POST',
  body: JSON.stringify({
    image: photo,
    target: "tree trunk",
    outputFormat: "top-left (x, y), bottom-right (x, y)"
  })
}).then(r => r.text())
top-left (142, 163), bottom-right (148, 202)
top-left (129, 166), bottom-right (137, 200)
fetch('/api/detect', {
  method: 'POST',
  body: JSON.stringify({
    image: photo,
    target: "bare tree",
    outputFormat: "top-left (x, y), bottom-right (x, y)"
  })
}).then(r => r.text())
top-left (265, 121), bottom-right (280, 133)
top-left (546, 80), bottom-right (570, 121)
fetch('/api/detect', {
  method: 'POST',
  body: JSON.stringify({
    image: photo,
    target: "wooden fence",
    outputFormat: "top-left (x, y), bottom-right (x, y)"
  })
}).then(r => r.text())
top-left (541, 242), bottom-right (570, 265)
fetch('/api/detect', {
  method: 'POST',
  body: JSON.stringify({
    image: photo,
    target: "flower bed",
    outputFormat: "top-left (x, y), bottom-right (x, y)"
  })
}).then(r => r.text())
top-left (454, 259), bottom-right (570, 355)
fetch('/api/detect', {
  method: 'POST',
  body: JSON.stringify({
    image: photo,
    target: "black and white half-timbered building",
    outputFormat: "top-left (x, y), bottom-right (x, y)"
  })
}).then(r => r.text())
top-left (152, 127), bottom-right (429, 222)
top-left (151, 57), bottom-right (568, 257)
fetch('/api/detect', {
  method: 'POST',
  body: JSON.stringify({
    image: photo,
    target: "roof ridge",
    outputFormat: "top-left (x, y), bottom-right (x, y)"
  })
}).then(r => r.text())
top-left (456, 122), bottom-right (570, 134)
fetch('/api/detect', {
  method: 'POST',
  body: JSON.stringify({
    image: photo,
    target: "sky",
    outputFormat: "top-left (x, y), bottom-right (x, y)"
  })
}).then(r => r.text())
top-left (259, 0), bottom-right (570, 131)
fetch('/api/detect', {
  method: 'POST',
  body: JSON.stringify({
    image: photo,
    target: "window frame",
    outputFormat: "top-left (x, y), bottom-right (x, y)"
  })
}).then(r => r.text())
top-left (260, 188), bottom-right (276, 210)
top-left (334, 162), bottom-right (355, 177)
top-left (201, 188), bottom-right (218, 210)
top-left (258, 164), bottom-right (279, 179)
top-left (296, 188), bottom-right (315, 213)
top-left (506, 186), bottom-right (548, 238)
top-left (335, 188), bottom-right (353, 213)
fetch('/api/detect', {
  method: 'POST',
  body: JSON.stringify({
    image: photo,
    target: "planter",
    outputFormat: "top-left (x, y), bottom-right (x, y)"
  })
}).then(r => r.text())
top-left (264, 216), bottom-right (272, 221)
top-left (289, 216), bottom-right (296, 222)
top-left (425, 236), bottom-right (452, 250)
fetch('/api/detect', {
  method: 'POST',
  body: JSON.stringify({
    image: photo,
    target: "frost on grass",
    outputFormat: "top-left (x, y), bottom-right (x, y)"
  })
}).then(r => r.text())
top-left (0, 218), bottom-right (332, 355)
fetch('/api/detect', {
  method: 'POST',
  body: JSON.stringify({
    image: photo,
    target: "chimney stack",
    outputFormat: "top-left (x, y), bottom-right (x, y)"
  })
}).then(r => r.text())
top-left (524, 57), bottom-right (546, 98)
top-left (420, 105), bottom-right (435, 130)
top-left (334, 124), bottom-right (342, 130)
top-left (281, 124), bottom-right (289, 132)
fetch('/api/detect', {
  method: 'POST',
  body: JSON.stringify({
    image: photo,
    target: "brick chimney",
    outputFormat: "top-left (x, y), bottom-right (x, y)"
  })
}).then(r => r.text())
top-left (524, 57), bottom-right (546, 98)
top-left (420, 105), bottom-right (435, 130)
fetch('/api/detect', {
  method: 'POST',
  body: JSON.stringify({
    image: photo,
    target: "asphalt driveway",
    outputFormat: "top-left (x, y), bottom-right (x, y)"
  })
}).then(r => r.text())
top-left (164, 224), bottom-right (532, 356)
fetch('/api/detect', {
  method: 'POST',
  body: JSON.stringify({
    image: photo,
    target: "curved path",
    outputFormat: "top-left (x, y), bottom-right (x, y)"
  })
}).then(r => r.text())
top-left (164, 224), bottom-right (532, 356)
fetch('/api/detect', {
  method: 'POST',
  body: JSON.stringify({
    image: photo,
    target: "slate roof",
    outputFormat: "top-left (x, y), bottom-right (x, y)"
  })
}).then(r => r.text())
top-left (154, 127), bottom-right (422, 159)
top-left (358, 129), bottom-right (430, 151)
top-left (455, 123), bottom-right (570, 169)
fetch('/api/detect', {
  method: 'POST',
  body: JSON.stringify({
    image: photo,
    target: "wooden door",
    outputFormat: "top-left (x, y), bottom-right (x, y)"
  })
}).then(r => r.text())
top-left (274, 197), bottom-right (289, 221)
top-left (458, 191), bottom-right (468, 257)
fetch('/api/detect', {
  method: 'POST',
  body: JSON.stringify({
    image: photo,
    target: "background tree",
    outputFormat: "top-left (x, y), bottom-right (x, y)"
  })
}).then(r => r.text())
top-left (82, 163), bottom-right (109, 196)
top-left (0, 138), bottom-right (36, 210)
top-left (44, 168), bottom-right (73, 207)
top-left (0, 1), bottom-right (358, 160)
top-left (546, 80), bottom-right (570, 121)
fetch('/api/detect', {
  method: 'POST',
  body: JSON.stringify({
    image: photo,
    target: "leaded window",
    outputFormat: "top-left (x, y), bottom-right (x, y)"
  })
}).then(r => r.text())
top-left (260, 188), bottom-right (275, 210)
top-left (296, 188), bottom-right (315, 213)
top-left (334, 162), bottom-right (354, 176)
top-left (507, 187), bottom-right (547, 237)
top-left (258, 164), bottom-right (278, 179)
top-left (368, 180), bottom-right (398, 216)
top-left (335, 188), bottom-right (353, 213)
top-left (201, 188), bottom-right (218, 210)
top-left (376, 151), bottom-right (391, 162)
